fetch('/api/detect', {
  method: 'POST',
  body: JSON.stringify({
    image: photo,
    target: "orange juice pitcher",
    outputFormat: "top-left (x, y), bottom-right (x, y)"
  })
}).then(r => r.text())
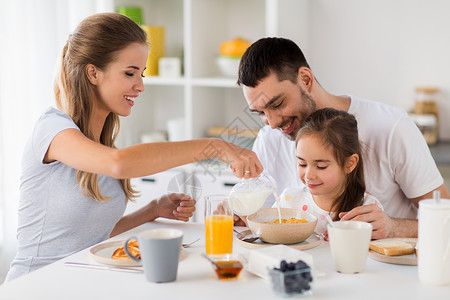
top-left (204, 195), bottom-right (233, 255)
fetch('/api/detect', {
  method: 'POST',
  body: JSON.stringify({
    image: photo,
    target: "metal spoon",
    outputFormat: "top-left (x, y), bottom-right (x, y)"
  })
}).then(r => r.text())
top-left (183, 238), bottom-right (200, 248)
top-left (201, 253), bottom-right (223, 268)
top-left (64, 262), bottom-right (143, 273)
top-left (234, 229), bottom-right (260, 243)
top-left (325, 214), bottom-right (334, 228)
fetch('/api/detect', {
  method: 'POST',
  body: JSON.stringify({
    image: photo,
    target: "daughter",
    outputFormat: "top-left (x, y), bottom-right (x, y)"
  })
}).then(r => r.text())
top-left (276, 108), bottom-right (383, 235)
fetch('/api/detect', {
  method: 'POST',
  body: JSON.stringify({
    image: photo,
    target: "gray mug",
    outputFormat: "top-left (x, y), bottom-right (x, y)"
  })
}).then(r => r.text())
top-left (125, 228), bottom-right (183, 283)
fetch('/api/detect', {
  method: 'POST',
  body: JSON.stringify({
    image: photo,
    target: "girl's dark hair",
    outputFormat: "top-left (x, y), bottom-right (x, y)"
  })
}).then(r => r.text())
top-left (237, 37), bottom-right (310, 87)
top-left (296, 108), bottom-right (366, 220)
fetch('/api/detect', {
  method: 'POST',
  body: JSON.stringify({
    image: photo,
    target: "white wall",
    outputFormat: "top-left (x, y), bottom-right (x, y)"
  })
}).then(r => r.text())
top-left (306, 0), bottom-right (450, 140)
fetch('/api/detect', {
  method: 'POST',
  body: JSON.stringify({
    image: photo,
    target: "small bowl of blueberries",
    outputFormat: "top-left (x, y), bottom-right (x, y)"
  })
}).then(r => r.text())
top-left (269, 260), bottom-right (313, 297)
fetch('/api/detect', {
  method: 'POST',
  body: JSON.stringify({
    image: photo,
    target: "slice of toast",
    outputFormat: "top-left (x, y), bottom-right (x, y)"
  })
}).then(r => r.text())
top-left (369, 239), bottom-right (415, 256)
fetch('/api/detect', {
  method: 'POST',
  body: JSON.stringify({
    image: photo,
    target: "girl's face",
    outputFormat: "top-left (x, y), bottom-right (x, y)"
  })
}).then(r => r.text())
top-left (91, 42), bottom-right (148, 118)
top-left (296, 134), bottom-right (347, 200)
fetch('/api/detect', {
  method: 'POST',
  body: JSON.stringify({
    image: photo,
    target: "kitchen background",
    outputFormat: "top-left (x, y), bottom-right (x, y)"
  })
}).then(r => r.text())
top-left (1, 0), bottom-right (450, 283)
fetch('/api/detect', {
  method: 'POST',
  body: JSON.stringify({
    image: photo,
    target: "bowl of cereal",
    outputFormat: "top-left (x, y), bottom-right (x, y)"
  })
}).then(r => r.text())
top-left (247, 208), bottom-right (317, 244)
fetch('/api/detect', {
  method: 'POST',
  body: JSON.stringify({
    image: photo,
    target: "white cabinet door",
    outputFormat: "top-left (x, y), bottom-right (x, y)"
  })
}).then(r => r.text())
top-left (125, 170), bottom-right (185, 215)
top-left (192, 172), bottom-right (240, 223)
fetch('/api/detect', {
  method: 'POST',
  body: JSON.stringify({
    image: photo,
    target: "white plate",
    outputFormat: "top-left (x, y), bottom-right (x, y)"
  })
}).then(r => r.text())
top-left (368, 238), bottom-right (417, 266)
top-left (236, 232), bottom-right (322, 251)
top-left (90, 241), bottom-right (141, 267)
top-left (90, 240), bottom-right (186, 267)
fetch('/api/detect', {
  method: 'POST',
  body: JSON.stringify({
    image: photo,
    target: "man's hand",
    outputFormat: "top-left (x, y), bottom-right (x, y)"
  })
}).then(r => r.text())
top-left (155, 193), bottom-right (196, 222)
top-left (339, 204), bottom-right (397, 239)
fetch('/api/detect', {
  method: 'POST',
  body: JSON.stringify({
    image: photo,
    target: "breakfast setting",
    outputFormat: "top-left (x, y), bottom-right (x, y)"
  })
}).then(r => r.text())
top-left (1, 1), bottom-right (450, 300)
top-left (2, 173), bottom-right (449, 299)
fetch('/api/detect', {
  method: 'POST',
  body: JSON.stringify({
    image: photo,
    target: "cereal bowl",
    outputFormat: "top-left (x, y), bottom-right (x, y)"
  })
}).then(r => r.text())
top-left (247, 208), bottom-right (317, 244)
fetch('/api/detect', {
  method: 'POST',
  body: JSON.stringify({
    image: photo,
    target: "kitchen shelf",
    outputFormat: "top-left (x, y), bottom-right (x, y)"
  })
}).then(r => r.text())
top-left (191, 77), bottom-right (239, 88)
top-left (143, 76), bottom-right (238, 88)
top-left (143, 76), bottom-right (186, 86)
top-left (110, 0), bottom-right (308, 147)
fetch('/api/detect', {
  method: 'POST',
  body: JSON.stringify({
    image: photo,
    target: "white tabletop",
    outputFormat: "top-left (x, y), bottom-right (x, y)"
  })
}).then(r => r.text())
top-left (0, 220), bottom-right (449, 300)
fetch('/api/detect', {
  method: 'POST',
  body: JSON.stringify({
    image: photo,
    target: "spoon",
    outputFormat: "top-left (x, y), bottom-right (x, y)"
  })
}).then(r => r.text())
top-left (234, 229), bottom-right (260, 243)
top-left (183, 238), bottom-right (200, 248)
top-left (201, 253), bottom-right (222, 268)
top-left (325, 214), bottom-right (334, 228)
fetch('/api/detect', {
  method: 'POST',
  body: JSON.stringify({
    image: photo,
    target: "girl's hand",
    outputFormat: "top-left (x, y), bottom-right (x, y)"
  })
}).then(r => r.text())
top-left (233, 214), bottom-right (248, 227)
top-left (155, 193), bottom-right (196, 222)
top-left (214, 140), bottom-right (263, 179)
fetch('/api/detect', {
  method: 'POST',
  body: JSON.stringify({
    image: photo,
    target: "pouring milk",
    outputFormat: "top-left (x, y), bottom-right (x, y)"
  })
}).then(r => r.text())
top-left (228, 173), bottom-right (280, 221)
top-left (229, 188), bottom-right (274, 216)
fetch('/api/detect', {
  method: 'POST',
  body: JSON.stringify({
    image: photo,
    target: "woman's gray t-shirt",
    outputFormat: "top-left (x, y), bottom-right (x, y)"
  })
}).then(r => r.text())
top-left (6, 107), bottom-right (127, 281)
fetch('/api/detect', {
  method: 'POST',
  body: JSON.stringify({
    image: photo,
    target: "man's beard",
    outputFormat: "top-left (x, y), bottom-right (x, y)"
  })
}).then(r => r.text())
top-left (280, 86), bottom-right (316, 141)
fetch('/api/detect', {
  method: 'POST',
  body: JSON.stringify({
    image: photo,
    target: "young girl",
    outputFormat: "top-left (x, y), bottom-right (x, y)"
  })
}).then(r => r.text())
top-left (276, 108), bottom-right (383, 236)
top-left (5, 13), bottom-right (262, 281)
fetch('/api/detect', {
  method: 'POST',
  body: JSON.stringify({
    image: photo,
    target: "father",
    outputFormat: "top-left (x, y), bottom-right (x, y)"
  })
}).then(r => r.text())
top-left (237, 37), bottom-right (449, 239)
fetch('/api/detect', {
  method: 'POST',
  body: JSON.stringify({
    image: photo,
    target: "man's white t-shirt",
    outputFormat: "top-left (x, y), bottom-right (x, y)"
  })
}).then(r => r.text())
top-left (275, 187), bottom-right (384, 234)
top-left (253, 95), bottom-right (443, 219)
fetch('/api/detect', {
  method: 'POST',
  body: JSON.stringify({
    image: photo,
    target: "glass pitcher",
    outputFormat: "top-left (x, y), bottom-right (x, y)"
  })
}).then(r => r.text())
top-left (228, 173), bottom-right (277, 216)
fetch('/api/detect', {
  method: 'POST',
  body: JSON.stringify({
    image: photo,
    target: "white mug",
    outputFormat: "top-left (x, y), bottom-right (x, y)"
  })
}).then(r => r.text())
top-left (327, 221), bottom-right (372, 274)
top-left (418, 199), bottom-right (450, 286)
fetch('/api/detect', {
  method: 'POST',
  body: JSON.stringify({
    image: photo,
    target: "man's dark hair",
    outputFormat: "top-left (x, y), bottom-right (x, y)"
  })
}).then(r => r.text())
top-left (237, 37), bottom-right (310, 87)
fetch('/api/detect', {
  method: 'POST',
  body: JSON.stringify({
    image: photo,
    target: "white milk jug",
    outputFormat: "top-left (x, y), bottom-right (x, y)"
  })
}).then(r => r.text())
top-left (228, 173), bottom-right (276, 216)
top-left (417, 198), bottom-right (450, 286)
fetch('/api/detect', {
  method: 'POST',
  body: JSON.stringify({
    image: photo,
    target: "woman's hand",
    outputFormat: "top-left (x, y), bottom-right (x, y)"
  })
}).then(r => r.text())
top-left (213, 139), bottom-right (263, 179)
top-left (155, 193), bottom-right (196, 222)
top-left (110, 193), bottom-right (195, 237)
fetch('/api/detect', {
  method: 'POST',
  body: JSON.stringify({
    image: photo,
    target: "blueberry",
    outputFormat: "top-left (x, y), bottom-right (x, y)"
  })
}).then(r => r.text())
top-left (280, 260), bottom-right (288, 271)
top-left (295, 260), bottom-right (308, 270)
top-left (287, 262), bottom-right (296, 270)
top-left (272, 260), bottom-right (313, 295)
top-left (302, 272), bottom-right (313, 282)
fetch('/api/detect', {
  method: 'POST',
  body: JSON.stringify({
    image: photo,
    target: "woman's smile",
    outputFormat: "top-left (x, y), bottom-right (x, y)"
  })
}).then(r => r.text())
top-left (125, 95), bottom-right (137, 107)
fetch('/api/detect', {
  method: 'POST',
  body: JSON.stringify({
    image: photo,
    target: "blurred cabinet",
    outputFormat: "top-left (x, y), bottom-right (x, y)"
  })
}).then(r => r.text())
top-left (430, 141), bottom-right (450, 187)
top-left (438, 165), bottom-right (450, 187)
top-left (125, 170), bottom-right (185, 215)
top-left (126, 167), bottom-right (240, 223)
top-left (192, 171), bottom-right (240, 223)
top-left (108, 0), bottom-right (309, 148)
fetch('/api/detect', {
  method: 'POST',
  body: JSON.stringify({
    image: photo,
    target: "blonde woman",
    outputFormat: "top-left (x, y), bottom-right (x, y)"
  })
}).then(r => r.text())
top-left (6, 13), bottom-right (262, 281)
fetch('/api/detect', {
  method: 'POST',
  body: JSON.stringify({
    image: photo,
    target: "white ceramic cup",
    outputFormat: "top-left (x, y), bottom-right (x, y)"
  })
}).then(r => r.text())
top-left (327, 221), bottom-right (373, 274)
top-left (418, 199), bottom-right (450, 286)
top-left (167, 118), bottom-right (185, 142)
top-left (125, 228), bottom-right (183, 283)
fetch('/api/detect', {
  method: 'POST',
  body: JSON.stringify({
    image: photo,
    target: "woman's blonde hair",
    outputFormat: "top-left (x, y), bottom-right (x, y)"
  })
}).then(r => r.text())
top-left (54, 13), bottom-right (147, 202)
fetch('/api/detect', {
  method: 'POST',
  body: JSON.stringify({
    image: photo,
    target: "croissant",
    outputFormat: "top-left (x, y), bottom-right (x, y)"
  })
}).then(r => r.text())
top-left (111, 239), bottom-right (141, 260)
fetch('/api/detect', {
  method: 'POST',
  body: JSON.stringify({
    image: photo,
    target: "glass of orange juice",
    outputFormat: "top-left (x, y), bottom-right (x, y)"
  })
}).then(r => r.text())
top-left (205, 195), bottom-right (233, 256)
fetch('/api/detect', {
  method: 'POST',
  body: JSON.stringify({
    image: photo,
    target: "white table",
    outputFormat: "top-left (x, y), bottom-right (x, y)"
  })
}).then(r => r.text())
top-left (0, 220), bottom-right (449, 300)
